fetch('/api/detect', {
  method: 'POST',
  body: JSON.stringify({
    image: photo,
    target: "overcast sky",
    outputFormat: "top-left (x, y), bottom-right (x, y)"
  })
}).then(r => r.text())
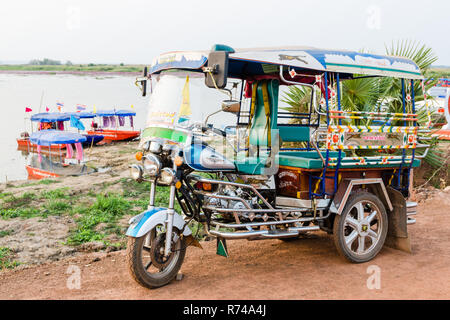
top-left (1, 0), bottom-right (448, 65)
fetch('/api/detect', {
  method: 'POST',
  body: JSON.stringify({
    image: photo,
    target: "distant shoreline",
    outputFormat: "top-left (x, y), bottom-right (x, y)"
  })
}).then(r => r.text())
top-left (0, 69), bottom-right (140, 76)
top-left (0, 64), bottom-right (144, 76)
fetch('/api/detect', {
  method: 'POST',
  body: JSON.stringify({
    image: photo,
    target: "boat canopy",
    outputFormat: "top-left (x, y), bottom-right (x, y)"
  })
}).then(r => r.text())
top-left (67, 112), bottom-right (96, 119)
top-left (30, 130), bottom-right (87, 146)
top-left (149, 46), bottom-right (423, 80)
top-left (95, 110), bottom-right (136, 117)
top-left (30, 113), bottom-right (71, 122)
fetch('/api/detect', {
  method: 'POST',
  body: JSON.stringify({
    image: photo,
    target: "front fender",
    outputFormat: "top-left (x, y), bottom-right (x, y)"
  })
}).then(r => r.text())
top-left (126, 207), bottom-right (192, 238)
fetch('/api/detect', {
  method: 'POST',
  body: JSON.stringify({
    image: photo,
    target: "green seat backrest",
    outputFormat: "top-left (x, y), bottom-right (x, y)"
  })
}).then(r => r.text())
top-left (248, 79), bottom-right (311, 147)
top-left (249, 80), bottom-right (279, 146)
top-left (278, 126), bottom-right (310, 142)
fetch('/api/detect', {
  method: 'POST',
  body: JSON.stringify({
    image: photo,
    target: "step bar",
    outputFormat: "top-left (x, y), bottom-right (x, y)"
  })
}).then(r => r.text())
top-left (207, 224), bottom-right (320, 240)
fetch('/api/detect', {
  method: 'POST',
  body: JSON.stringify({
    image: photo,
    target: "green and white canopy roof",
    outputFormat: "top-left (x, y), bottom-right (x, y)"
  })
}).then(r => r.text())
top-left (149, 45), bottom-right (423, 80)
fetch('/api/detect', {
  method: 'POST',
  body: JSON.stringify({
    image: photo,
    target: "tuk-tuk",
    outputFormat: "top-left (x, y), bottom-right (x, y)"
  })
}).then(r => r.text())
top-left (126, 45), bottom-right (430, 288)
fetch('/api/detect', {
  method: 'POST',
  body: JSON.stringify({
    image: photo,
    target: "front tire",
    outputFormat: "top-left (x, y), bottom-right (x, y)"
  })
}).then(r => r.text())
top-left (126, 227), bottom-right (186, 289)
top-left (333, 191), bottom-right (388, 263)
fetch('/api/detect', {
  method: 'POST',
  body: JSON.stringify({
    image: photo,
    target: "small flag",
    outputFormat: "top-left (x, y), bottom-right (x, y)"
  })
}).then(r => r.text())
top-left (46, 107), bottom-right (50, 112)
top-left (25, 107), bottom-right (32, 113)
top-left (76, 104), bottom-right (87, 111)
top-left (130, 104), bottom-right (134, 109)
top-left (70, 115), bottom-right (85, 131)
top-left (56, 101), bottom-right (64, 112)
top-left (216, 238), bottom-right (229, 258)
top-left (178, 75), bottom-right (191, 123)
top-left (93, 105), bottom-right (96, 113)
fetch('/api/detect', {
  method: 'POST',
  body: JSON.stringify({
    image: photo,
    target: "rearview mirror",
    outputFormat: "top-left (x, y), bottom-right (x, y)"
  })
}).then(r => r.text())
top-left (204, 51), bottom-right (229, 89)
top-left (222, 100), bottom-right (240, 113)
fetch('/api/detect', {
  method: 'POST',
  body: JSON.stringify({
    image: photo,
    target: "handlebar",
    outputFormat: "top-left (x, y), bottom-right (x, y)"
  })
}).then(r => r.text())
top-left (200, 126), bottom-right (226, 137)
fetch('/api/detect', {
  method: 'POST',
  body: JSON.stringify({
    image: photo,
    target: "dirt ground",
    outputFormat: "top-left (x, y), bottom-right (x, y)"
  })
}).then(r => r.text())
top-left (0, 187), bottom-right (449, 300)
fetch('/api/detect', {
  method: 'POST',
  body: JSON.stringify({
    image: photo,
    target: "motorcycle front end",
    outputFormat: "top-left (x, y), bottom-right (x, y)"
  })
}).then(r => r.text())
top-left (125, 139), bottom-right (193, 289)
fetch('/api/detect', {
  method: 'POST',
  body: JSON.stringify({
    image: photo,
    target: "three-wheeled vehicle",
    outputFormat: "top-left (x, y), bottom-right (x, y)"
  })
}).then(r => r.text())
top-left (126, 45), bottom-right (430, 288)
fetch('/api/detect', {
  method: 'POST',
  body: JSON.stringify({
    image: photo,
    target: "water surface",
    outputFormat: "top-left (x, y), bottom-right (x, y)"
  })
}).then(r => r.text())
top-left (0, 73), bottom-right (149, 182)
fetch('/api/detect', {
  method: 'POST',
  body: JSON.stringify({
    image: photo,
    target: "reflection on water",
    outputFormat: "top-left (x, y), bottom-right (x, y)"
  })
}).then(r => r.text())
top-left (0, 73), bottom-right (149, 182)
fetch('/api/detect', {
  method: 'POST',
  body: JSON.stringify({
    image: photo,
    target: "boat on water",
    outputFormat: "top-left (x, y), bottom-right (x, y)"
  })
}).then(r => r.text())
top-left (17, 112), bottom-right (71, 152)
top-left (26, 130), bottom-right (96, 179)
top-left (86, 109), bottom-right (140, 142)
top-left (17, 111), bottom-right (105, 152)
top-left (66, 111), bottom-right (104, 146)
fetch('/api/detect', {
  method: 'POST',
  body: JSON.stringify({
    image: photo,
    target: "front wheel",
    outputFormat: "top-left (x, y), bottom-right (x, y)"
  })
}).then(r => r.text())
top-left (126, 226), bottom-right (186, 289)
top-left (333, 191), bottom-right (388, 263)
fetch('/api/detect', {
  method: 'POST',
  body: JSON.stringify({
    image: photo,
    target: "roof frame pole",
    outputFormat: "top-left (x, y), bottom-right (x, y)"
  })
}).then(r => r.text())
top-left (398, 78), bottom-right (407, 190)
top-left (324, 72), bottom-right (330, 126)
top-left (401, 78), bottom-right (406, 126)
top-left (336, 73), bottom-right (342, 125)
top-left (322, 71), bottom-right (330, 196)
top-left (334, 72), bottom-right (342, 194)
top-left (406, 79), bottom-right (417, 191)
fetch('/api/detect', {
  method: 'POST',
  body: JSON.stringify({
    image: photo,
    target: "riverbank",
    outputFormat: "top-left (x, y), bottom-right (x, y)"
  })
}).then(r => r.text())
top-left (0, 141), bottom-right (153, 268)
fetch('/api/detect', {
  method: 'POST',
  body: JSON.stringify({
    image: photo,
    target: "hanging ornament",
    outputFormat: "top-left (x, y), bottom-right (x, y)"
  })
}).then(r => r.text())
top-left (289, 68), bottom-right (297, 78)
top-left (320, 97), bottom-right (326, 107)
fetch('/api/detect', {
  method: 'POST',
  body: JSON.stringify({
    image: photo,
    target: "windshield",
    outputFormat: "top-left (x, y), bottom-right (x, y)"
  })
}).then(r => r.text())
top-left (145, 70), bottom-right (240, 131)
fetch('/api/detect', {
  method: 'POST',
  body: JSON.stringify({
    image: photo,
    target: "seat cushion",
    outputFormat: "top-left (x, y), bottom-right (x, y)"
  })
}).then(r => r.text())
top-left (235, 151), bottom-right (346, 173)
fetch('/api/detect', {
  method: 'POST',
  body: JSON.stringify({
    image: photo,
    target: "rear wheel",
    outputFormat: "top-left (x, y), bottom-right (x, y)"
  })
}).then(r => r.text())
top-left (126, 226), bottom-right (186, 289)
top-left (333, 192), bottom-right (387, 263)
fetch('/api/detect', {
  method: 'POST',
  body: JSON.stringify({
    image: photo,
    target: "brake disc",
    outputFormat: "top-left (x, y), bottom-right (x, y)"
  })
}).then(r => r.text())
top-left (150, 232), bottom-right (178, 269)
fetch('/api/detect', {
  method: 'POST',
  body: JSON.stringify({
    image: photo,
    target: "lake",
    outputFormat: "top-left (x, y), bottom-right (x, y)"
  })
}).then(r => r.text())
top-left (0, 73), bottom-right (150, 182)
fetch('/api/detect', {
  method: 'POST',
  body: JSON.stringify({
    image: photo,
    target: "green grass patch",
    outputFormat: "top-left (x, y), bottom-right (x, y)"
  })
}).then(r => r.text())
top-left (0, 247), bottom-right (20, 270)
top-left (1, 192), bottom-right (36, 210)
top-left (66, 194), bottom-right (134, 246)
top-left (0, 207), bottom-right (41, 219)
top-left (0, 229), bottom-right (13, 238)
top-left (16, 179), bottom-right (61, 187)
top-left (0, 192), bottom-right (13, 199)
top-left (42, 200), bottom-right (71, 216)
top-left (40, 188), bottom-right (69, 200)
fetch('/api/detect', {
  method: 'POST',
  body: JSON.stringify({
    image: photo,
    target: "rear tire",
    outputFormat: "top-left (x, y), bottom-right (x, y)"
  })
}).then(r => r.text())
top-left (333, 191), bottom-right (387, 263)
top-left (126, 227), bottom-right (186, 289)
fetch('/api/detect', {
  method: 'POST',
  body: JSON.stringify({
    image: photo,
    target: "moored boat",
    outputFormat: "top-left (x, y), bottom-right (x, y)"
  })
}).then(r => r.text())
top-left (17, 113), bottom-right (70, 152)
top-left (87, 109), bottom-right (139, 142)
top-left (26, 130), bottom-right (95, 180)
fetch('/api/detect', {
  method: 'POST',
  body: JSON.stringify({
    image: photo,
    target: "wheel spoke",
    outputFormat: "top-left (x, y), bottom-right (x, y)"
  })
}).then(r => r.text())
top-left (345, 216), bottom-right (359, 229)
top-left (145, 260), bottom-right (152, 269)
top-left (345, 230), bottom-right (358, 246)
top-left (367, 211), bottom-right (378, 223)
top-left (357, 236), bottom-right (365, 253)
top-left (356, 202), bottom-right (365, 221)
top-left (368, 229), bottom-right (378, 242)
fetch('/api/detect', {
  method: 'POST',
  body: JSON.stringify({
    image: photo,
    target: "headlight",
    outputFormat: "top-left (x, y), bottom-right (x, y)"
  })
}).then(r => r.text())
top-left (129, 164), bottom-right (144, 182)
top-left (149, 140), bottom-right (162, 154)
top-left (143, 154), bottom-right (161, 176)
top-left (157, 168), bottom-right (176, 185)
